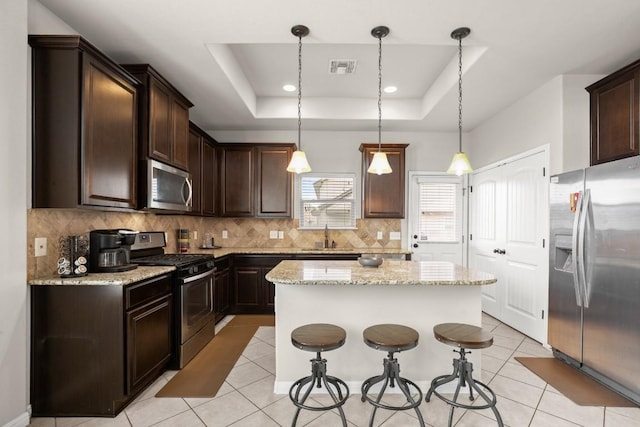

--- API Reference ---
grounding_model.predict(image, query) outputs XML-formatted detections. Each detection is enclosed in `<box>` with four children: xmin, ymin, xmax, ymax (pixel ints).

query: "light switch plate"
<box><xmin>390</xmin><ymin>232</ymin><xmax>401</xmax><ymax>240</ymax></box>
<box><xmin>269</xmin><ymin>230</ymin><xmax>278</xmax><ymax>239</ymax></box>
<box><xmin>278</xmin><ymin>231</ymin><xmax>284</xmax><ymax>239</ymax></box>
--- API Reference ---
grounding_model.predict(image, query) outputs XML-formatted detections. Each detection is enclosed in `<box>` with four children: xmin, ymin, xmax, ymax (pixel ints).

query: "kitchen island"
<box><xmin>266</xmin><ymin>260</ymin><xmax>496</xmax><ymax>394</ymax></box>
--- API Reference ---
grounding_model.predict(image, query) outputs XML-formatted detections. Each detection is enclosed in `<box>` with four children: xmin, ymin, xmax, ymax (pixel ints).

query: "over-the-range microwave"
<box><xmin>145</xmin><ymin>159</ymin><xmax>192</xmax><ymax>212</ymax></box>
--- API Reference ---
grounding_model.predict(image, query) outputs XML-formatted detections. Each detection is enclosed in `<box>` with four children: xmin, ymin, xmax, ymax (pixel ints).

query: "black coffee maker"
<box><xmin>89</xmin><ymin>229</ymin><xmax>139</xmax><ymax>273</ymax></box>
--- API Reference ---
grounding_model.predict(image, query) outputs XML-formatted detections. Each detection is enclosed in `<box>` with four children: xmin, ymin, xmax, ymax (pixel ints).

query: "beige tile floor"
<box><xmin>29</xmin><ymin>314</ymin><xmax>640</xmax><ymax>427</ymax></box>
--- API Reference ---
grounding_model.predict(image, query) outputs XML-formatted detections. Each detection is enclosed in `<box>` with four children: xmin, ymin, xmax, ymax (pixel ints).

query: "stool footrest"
<box><xmin>425</xmin><ymin>357</ymin><xmax>503</xmax><ymax>427</ymax></box>
<box><xmin>289</xmin><ymin>355</ymin><xmax>349</xmax><ymax>427</ymax></box>
<box><xmin>360</xmin><ymin>353</ymin><xmax>425</xmax><ymax>427</ymax></box>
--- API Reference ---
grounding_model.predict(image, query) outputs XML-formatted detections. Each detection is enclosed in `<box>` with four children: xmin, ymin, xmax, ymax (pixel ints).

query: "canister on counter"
<box><xmin>178</xmin><ymin>228</ymin><xmax>190</xmax><ymax>253</ymax></box>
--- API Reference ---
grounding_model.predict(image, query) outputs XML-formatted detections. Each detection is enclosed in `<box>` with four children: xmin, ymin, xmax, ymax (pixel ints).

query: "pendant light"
<box><xmin>368</xmin><ymin>26</ymin><xmax>393</xmax><ymax>175</ymax></box>
<box><xmin>287</xmin><ymin>25</ymin><xmax>312</xmax><ymax>173</ymax></box>
<box><xmin>447</xmin><ymin>27</ymin><xmax>473</xmax><ymax>176</ymax></box>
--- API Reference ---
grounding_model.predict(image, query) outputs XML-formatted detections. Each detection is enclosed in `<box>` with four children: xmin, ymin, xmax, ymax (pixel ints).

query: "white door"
<box><xmin>469</xmin><ymin>150</ymin><xmax>549</xmax><ymax>343</ymax></box>
<box><xmin>408</xmin><ymin>173</ymin><xmax>466</xmax><ymax>264</ymax></box>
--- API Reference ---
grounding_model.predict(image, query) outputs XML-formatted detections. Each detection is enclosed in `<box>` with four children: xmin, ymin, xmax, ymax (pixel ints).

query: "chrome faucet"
<box><xmin>324</xmin><ymin>225</ymin><xmax>329</xmax><ymax>249</ymax></box>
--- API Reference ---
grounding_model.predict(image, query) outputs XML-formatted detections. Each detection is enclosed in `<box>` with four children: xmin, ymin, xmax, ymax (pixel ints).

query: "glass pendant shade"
<box><xmin>368</xmin><ymin>152</ymin><xmax>392</xmax><ymax>175</ymax></box>
<box><xmin>287</xmin><ymin>150</ymin><xmax>311</xmax><ymax>173</ymax></box>
<box><xmin>447</xmin><ymin>152</ymin><xmax>473</xmax><ymax>176</ymax></box>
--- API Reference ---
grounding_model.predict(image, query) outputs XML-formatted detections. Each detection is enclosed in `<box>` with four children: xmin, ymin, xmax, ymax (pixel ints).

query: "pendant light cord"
<box><xmin>377</xmin><ymin>32</ymin><xmax>383</xmax><ymax>149</ymax></box>
<box><xmin>457</xmin><ymin>35</ymin><xmax>463</xmax><ymax>153</ymax></box>
<box><xmin>297</xmin><ymin>33</ymin><xmax>303</xmax><ymax>150</ymax></box>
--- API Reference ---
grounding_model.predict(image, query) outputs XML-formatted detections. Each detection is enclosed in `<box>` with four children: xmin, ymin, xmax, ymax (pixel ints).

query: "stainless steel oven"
<box><xmin>131</xmin><ymin>232</ymin><xmax>216</xmax><ymax>368</ymax></box>
<box><xmin>176</xmin><ymin>262</ymin><xmax>216</xmax><ymax>368</ymax></box>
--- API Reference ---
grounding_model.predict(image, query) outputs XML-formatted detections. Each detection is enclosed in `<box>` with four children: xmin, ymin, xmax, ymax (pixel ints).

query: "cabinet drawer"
<box><xmin>125</xmin><ymin>274</ymin><xmax>172</xmax><ymax>310</ymax></box>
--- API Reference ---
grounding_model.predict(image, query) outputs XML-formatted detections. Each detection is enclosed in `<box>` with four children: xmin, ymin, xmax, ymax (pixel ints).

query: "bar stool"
<box><xmin>425</xmin><ymin>323</ymin><xmax>504</xmax><ymax>427</ymax></box>
<box><xmin>361</xmin><ymin>324</ymin><xmax>425</xmax><ymax>427</ymax></box>
<box><xmin>289</xmin><ymin>323</ymin><xmax>349</xmax><ymax>427</ymax></box>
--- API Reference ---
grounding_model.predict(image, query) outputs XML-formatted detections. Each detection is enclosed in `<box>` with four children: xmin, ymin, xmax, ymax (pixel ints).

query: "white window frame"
<box><xmin>297</xmin><ymin>173</ymin><xmax>357</xmax><ymax>229</ymax></box>
<box><xmin>416</xmin><ymin>178</ymin><xmax>462</xmax><ymax>243</ymax></box>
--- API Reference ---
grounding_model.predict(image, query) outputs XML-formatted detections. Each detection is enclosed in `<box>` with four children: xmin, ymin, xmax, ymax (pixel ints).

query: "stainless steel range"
<box><xmin>131</xmin><ymin>232</ymin><xmax>216</xmax><ymax>368</ymax></box>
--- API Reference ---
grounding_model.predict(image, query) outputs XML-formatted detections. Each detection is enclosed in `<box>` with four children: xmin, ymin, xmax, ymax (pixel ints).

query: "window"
<box><xmin>418</xmin><ymin>182</ymin><xmax>459</xmax><ymax>242</ymax></box>
<box><xmin>299</xmin><ymin>174</ymin><xmax>356</xmax><ymax>229</ymax></box>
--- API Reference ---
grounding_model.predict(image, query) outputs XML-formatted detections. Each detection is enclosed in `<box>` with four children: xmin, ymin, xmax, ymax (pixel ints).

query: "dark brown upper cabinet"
<box><xmin>586</xmin><ymin>59</ymin><xmax>640</xmax><ymax>166</ymax></box>
<box><xmin>218</xmin><ymin>143</ymin><xmax>294</xmax><ymax>218</ymax></box>
<box><xmin>188</xmin><ymin>122</ymin><xmax>218</xmax><ymax>216</ymax></box>
<box><xmin>219</xmin><ymin>145</ymin><xmax>255</xmax><ymax>217</ymax></box>
<box><xmin>256</xmin><ymin>145</ymin><xmax>294</xmax><ymax>218</ymax></box>
<box><xmin>30</xmin><ymin>35</ymin><xmax>139</xmax><ymax>210</ymax></box>
<box><xmin>122</xmin><ymin>64</ymin><xmax>193</xmax><ymax>171</ymax></box>
<box><xmin>360</xmin><ymin>143</ymin><xmax>408</xmax><ymax>218</ymax></box>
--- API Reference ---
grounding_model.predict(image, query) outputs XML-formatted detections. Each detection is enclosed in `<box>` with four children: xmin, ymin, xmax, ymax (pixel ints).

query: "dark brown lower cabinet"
<box><xmin>231</xmin><ymin>255</ymin><xmax>293</xmax><ymax>314</ymax></box>
<box><xmin>31</xmin><ymin>274</ymin><xmax>173</xmax><ymax>417</ymax></box>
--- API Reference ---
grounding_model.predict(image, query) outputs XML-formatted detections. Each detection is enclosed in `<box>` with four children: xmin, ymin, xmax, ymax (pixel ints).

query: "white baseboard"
<box><xmin>2</xmin><ymin>408</ymin><xmax>30</xmax><ymax>427</ymax></box>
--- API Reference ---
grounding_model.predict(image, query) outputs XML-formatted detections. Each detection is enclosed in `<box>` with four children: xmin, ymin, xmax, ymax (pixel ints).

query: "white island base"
<box><xmin>273</xmin><ymin>280</ymin><xmax>483</xmax><ymax>395</ymax></box>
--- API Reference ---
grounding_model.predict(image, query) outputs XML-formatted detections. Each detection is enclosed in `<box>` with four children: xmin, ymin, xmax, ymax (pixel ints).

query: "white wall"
<box><xmin>468</xmin><ymin>74</ymin><xmax>603</xmax><ymax>175</ymax></box>
<box><xmin>0</xmin><ymin>0</ymin><xmax>29</xmax><ymax>425</ymax></box>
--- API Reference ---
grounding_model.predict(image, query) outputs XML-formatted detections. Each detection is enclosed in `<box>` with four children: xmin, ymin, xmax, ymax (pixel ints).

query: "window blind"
<box><xmin>299</xmin><ymin>174</ymin><xmax>356</xmax><ymax>228</ymax></box>
<box><xmin>418</xmin><ymin>182</ymin><xmax>458</xmax><ymax>242</ymax></box>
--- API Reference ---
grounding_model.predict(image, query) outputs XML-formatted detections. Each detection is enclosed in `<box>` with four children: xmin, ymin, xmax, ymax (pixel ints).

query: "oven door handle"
<box><xmin>180</xmin><ymin>268</ymin><xmax>215</xmax><ymax>284</ymax></box>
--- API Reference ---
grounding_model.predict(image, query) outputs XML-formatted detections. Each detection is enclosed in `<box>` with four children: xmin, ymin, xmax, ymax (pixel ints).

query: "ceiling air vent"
<box><xmin>329</xmin><ymin>59</ymin><xmax>357</xmax><ymax>74</ymax></box>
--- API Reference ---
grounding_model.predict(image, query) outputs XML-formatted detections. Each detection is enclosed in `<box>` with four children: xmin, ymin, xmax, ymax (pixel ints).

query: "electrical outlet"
<box><xmin>278</xmin><ymin>231</ymin><xmax>284</xmax><ymax>239</ymax></box>
<box><xmin>376</xmin><ymin>231</ymin><xmax>383</xmax><ymax>240</ymax></box>
<box><xmin>35</xmin><ymin>237</ymin><xmax>47</xmax><ymax>257</ymax></box>
<box><xmin>222</xmin><ymin>230</ymin><xmax>228</xmax><ymax>239</ymax></box>
<box><xmin>390</xmin><ymin>232</ymin><xmax>401</xmax><ymax>240</ymax></box>
<box><xmin>269</xmin><ymin>230</ymin><xmax>278</xmax><ymax>239</ymax></box>
<box><xmin>193</xmin><ymin>231</ymin><xmax>198</xmax><ymax>240</ymax></box>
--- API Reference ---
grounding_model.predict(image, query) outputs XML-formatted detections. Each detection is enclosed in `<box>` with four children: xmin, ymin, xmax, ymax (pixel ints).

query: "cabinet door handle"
<box><xmin>413</xmin><ymin>243</ymin><xmax>419</xmax><ymax>248</ymax></box>
<box><xmin>413</xmin><ymin>234</ymin><xmax>418</xmax><ymax>239</ymax></box>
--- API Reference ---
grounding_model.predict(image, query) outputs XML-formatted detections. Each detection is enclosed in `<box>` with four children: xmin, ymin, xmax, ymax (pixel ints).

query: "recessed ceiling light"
<box><xmin>384</xmin><ymin>86</ymin><xmax>397</xmax><ymax>94</ymax></box>
<box><xmin>283</xmin><ymin>84</ymin><xmax>296</xmax><ymax>92</ymax></box>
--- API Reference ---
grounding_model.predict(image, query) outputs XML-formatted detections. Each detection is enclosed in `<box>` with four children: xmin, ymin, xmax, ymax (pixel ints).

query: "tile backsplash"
<box><xmin>27</xmin><ymin>209</ymin><xmax>402</xmax><ymax>279</ymax></box>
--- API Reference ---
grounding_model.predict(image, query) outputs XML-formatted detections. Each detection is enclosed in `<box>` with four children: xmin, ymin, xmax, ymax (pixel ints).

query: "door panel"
<box><xmin>408</xmin><ymin>173</ymin><xmax>465</xmax><ymax>264</ymax></box>
<box><xmin>470</xmin><ymin>150</ymin><xmax>548</xmax><ymax>342</ymax></box>
<box><xmin>469</xmin><ymin>171</ymin><xmax>501</xmax><ymax>317</ymax></box>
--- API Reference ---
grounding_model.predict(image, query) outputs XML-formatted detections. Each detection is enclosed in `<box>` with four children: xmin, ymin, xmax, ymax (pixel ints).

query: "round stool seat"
<box><xmin>433</xmin><ymin>323</ymin><xmax>493</xmax><ymax>349</ymax></box>
<box><xmin>291</xmin><ymin>323</ymin><xmax>346</xmax><ymax>352</ymax></box>
<box><xmin>363</xmin><ymin>324</ymin><xmax>419</xmax><ymax>352</ymax></box>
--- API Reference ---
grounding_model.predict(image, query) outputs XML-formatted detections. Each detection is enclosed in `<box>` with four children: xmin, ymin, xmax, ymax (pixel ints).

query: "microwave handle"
<box><xmin>183</xmin><ymin>177</ymin><xmax>193</xmax><ymax>208</ymax></box>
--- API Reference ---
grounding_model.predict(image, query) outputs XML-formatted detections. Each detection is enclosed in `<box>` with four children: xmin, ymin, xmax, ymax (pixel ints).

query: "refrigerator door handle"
<box><xmin>578</xmin><ymin>189</ymin><xmax>591</xmax><ymax>308</ymax></box>
<box><xmin>571</xmin><ymin>190</ymin><xmax>584</xmax><ymax>307</ymax></box>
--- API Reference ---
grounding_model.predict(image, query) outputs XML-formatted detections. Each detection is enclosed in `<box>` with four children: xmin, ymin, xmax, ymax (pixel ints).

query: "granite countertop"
<box><xmin>28</xmin><ymin>266</ymin><xmax>176</xmax><ymax>286</ymax></box>
<box><xmin>193</xmin><ymin>247</ymin><xmax>412</xmax><ymax>258</ymax></box>
<box><xmin>265</xmin><ymin>260</ymin><xmax>496</xmax><ymax>286</ymax></box>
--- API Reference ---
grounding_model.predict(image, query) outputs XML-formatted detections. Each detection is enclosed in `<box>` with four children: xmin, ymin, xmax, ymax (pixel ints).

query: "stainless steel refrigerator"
<box><xmin>549</xmin><ymin>155</ymin><xmax>640</xmax><ymax>405</ymax></box>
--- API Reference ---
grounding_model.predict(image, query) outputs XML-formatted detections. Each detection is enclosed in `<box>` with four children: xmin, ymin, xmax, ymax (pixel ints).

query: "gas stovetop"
<box><xmin>132</xmin><ymin>253</ymin><xmax>213</xmax><ymax>268</ymax></box>
<box><xmin>129</xmin><ymin>231</ymin><xmax>214</xmax><ymax>268</ymax></box>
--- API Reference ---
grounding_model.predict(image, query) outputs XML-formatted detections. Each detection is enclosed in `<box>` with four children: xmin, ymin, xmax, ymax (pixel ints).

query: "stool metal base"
<box><xmin>425</xmin><ymin>348</ymin><xmax>503</xmax><ymax>427</ymax></box>
<box><xmin>289</xmin><ymin>352</ymin><xmax>349</xmax><ymax>427</ymax></box>
<box><xmin>361</xmin><ymin>352</ymin><xmax>425</xmax><ymax>427</ymax></box>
